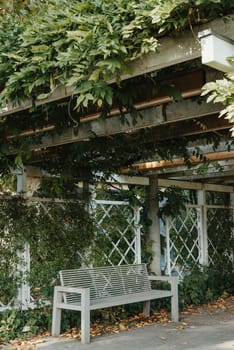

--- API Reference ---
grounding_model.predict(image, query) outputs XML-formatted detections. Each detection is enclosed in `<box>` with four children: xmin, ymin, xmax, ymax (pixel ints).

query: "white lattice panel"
<box><xmin>207</xmin><ymin>207</ymin><xmax>234</xmax><ymax>266</ymax></box>
<box><xmin>165</xmin><ymin>206</ymin><xmax>202</xmax><ymax>279</ymax></box>
<box><xmin>92</xmin><ymin>200</ymin><xmax>141</xmax><ymax>266</ymax></box>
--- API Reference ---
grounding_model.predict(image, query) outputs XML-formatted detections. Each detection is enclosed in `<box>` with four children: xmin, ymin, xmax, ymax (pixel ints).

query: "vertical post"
<box><xmin>143</xmin><ymin>301</ymin><xmax>150</xmax><ymax>317</ymax></box>
<box><xmin>170</xmin><ymin>277</ymin><xmax>179</xmax><ymax>322</ymax></box>
<box><xmin>197</xmin><ymin>188</ymin><xmax>208</xmax><ymax>266</ymax></box>
<box><xmin>134</xmin><ymin>206</ymin><xmax>141</xmax><ymax>264</ymax></box>
<box><xmin>16</xmin><ymin>243</ymin><xmax>31</xmax><ymax>310</ymax></box>
<box><xmin>81</xmin><ymin>288</ymin><xmax>90</xmax><ymax>344</ymax></box>
<box><xmin>51</xmin><ymin>287</ymin><xmax>62</xmax><ymax>336</ymax></box>
<box><xmin>16</xmin><ymin>168</ymin><xmax>31</xmax><ymax>309</ymax></box>
<box><xmin>146</xmin><ymin>175</ymin><xmax>161</xmax><ymax>275</ymax></box>
<box><xmin>230</xmin><ymin>192</ymin><xmax>234</xmax><ymax>267</ymax></box>
<box><xmin>165</xmin><ymin>217</ymin><xmax>172</xmax><ymax>276</ymax></box>
<box><xmin>17</xmin><ymin>168</ymin><xmax>27</xmax><ymax>194</ymax></box>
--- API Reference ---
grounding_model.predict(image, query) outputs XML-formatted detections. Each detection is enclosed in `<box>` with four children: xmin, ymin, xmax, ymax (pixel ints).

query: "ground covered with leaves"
<box><xmin>2</xmin><ymin>295</ymin><xmax>234</xmax><ymax>350</ymax></box>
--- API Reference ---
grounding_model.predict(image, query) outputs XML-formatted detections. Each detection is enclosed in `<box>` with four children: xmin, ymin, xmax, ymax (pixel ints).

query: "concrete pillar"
<box><xmin>146</xmin><ymin>175</ymin><xmax>161</xmax><ymax>275</ymax></box>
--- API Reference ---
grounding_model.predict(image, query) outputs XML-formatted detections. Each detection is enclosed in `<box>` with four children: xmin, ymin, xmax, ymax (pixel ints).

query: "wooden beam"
<box><xmin>27</xmin><ymin>99</ymin><xmax>223</xmax><ymax>151</ymax></box>
<box><xmin>158</xmin><ymin>178</ymin><xmax>233</xmax><ymax>192</ymax></box>
<box><xmin>158</xmin><ymin>179</ymin><xmax>202</xmax><ymax>190</ymax></box>
<box><xmin>204</xmin><ymin>183</ymin><xmax>234</xmax><ymax>193</ymax></box>
<box><xmin>93</xmin><ymin>173</ymin><xmax>225</xmax><ymax>192</ymax></box>
<box><xmin>23</xmin><ymin>166</ymin><xmax>233</xmax><ymax>192</ymax></box>
<box><xmin>136</xmin><ymin>151</ymin><xmax>234</xmax><ymax>171</ymax></box>
<box><xmin>1</xmin><ymin>16</ymin><xmax>233</xmax><ymax>118</ymax></box>
<box><xmin>107</xmin><ymin>175</ymin><xmax>149</xmax><ymax>186</ymax></box>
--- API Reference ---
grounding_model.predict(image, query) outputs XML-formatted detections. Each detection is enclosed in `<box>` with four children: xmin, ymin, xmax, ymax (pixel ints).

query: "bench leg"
<box><xmin>170</xmin><ymin>279</ymin><xmax>179</xmax><ymax>322</ymax></box>
<box><xmin>52</xmin><ymin>287</ymin><xmax>62</xmax><ymax>336</ymax></box>
<box><xmin>81</xmin><ymin>289</ymin><xmax>90</xmax><ymax>344</ymax></box>
<box><xmin>143</xmin><ymin>301</ymin><xmax>150</xmax><ymax>317</ymax></box>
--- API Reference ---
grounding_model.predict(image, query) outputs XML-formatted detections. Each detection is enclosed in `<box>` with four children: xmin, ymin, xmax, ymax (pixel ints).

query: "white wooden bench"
<box><xmin>51</xmin><ymin>263</ymin><xmax>179</xmax><ymax>344</ymax></box>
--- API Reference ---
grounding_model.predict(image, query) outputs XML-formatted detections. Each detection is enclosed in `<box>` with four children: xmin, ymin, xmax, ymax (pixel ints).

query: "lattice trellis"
<box><xmin>90</xmin><ymin>200</ymin><xmax>141</xmax><ymax>266</ymax></box>
<box><xmin>165</xmin><ymin>206</ymin><xmax>202</xmax><ymax>279</ymax></box>
<box><xmin>164</xmin><ymin>204</ymin><xmax>234</xmax><ymax>279</ymax></box>
<box><xmin>0</xmin><ymin>198</ymin><xmax>141</xmax><ymax>311</ymax></box>
<box><xmin>207</xmin><ymin>206</ymin><xmax>234</xmax><ymax>266</ymax></box>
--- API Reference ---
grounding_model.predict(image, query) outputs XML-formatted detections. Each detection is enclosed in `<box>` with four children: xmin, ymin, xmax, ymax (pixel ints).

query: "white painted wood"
<box><xmin>199</xmin><ymin>29</ymin><xmax>234</xmax><ymax>72</ymax></box>
<box><xmin>134</xmin><ymin>207</ymin><xmax>142</xmax><ymax>264</ymax></box>
<box><xmin>198</xmin><ymin>190</ymin><xmax>208</xmax><ymax>266</ymax></box>
<box><xmin>16</xmin><ymin>169</ymin><xmax>27</xmax><ymax>193</ymax></box>
<box><xmin>204</xmin><ymin>183</ymin><xmax>234</xmax><ymax>193</ymax></box>
<box><xmin>147</xmin><ymin>175</ymin><xmax>161</xmax><ymax>275</ymax></box>
<box><xmin>165</xmin><ymin>218</ymin><xmax>171</xmax><ymax>276</ymax></box>
<box><xmin>16</xmin><ymin>171</ymin><xmax>31</xmax><ymax>309</ymax></box>
<box><xmin>108</xmin><ymin>175</ymin><xmax>149</xmax><ymax>186</ymax></box>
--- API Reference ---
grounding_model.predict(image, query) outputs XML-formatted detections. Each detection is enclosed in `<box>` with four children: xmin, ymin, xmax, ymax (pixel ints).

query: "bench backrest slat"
<box><xmin>59</xmin><ymin>264</ymin><xmax>151</xmax><ymax>305</ymax></box>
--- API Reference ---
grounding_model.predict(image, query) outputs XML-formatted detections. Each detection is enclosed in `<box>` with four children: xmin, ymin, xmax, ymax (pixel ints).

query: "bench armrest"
<box><xmin>148</xmin><ymin>275</ymin><xmax>179</xmax><ymax>295</ymax></box>
<box><xmin>53</xmin><ymin>286</ymin><xmax>90</xmax><ymax>309</ymax></box>
<box><xmin>54</xmin><ymin>286</ymin><xmax>90</xmax><ymax>295</ymax></box>
<box><xmin>148</xmin><ymin>275</ymin><xmax>179</xmax><ymax>284</ymax></box>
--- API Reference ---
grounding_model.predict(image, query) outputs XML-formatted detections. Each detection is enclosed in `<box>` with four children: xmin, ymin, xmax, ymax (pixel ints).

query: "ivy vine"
<box><xmin>0</xmin><ymin>195</ymin><xmax>94</xmax><ymax>303</ymax></box>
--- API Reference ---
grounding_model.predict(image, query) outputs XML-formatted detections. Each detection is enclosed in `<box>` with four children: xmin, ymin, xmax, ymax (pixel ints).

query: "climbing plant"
<box><xmin>0</xmin><ymin>0</ymin><xmax>233</xmax><ymax>178</ymax></box>
<box><xmin>202</xmin><ymin>60</ymin><xmax>234</xmax><ymax>135</ymax></box>
<box><xmin>0</xmin><ymin>194</ymin><xmax>94</xmax><ymax>304</ymax></box>
<box><xmin>0</xmin><ymin>0</ymin><xmax>233</xmax><ymax>109</ymax></box>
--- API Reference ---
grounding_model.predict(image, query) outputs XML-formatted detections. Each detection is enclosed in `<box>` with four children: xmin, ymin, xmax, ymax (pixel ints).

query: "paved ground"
<box><xmin>2</xmin><ymin>298</ymin><xmax>234</xmax><ymax>350</ymax></box>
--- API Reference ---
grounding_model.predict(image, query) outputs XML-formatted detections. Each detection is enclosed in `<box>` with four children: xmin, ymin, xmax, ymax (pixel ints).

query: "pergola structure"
<box><xmin>1</xmin><ymin>16</ymin><xmax>234</xmax><ymax>277</ymax></box>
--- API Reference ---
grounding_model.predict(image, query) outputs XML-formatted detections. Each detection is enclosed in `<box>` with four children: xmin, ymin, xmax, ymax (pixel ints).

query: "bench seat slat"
<box><xmin>89</xmin><ymin>290</ymin><xmax>172</xmax><ymax>310</ymax></box>
<box><xmin>55</xmin><ymin>290</ymin><xmax>172</xmax><ymax>311</ymax></box>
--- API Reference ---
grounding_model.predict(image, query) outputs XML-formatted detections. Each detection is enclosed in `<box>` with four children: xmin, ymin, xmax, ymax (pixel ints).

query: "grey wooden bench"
<box><xmin>51</xmin><ymin>263</ymin><xmax>179</xmax><ymax>344</ymax></box>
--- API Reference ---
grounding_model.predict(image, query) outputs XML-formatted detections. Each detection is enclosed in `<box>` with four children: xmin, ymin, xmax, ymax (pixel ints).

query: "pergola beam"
<box><xmin>1</xmin><ymin>16</ymin><xmax>233</xmax><ymax>118</ymax></box>
<box><xmin>136</xmin><ymin>150</ymin><xmax>234</xmax><ymax>171</ymax></box>
<box><xmin>29</xmin><ymin>99</ymin><xmax>223</xmax><ymax>151</ymax></box>
<box><xmin>108</xmin><ymin>175</ymin><xmax>234</xmax><ymax>192</ymax></box>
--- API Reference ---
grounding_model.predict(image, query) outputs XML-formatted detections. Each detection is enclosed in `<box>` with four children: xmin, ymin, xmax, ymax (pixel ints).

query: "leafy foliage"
<box><xmin>0</xmin><ymin>0</ymin><xmax>233</xmax><ymax>111</ymax></box>
<box><xmin>0</xmin><ymin>307</ymin><xmax>50</xmax><ymax>343</ymax></box>
<box><xmin>180</xmin><ymin>265</ymin><xmax>234</xmax><ymax>306</ymax></box>
<box><xmin>0</xmin><ymin>0</ymin><xmax>233</xmax><ymax>177</ymax></box>
<box><xmin>158</xmin><ymin>187</ymin><xmax>189</xmax><ymax>219</ymax></box>
<box><xmin>202</xmin><ymin>69</ymin><xmax>234</xmax><ymax>135</ymax></box>
<box><xmin>0</xmin><ymin>195</ymin><xmax>94</xmax><ymax>304</ymax></box>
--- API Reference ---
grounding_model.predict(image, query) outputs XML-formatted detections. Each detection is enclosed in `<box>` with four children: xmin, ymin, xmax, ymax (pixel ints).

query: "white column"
<box><xmin>16</xmin><ymin>244</ymin><xmax>31</xmax><ymax>310</ymax></box>
<box><xmin>146</xmin><ymin>175</ymin><xmax>161</xmax><ymax>274</ymax></box>
<box><xmin>16</xmin><ymin>167</ymin><xmax>27</xmax><ymax>193</ymax></box>
<box><xmin>134</xmin><ymin>207</ymin><xmax>141</xmax><ymax>264</ymax></box>
<box><xmin>16</xmin><ymin>168</ymin><xmax>31</xmax><ymax>309</ymax></box>
<box><xmin>165</xmin><ymin>217</ymin><xmax>171</xmax><ymax>276</ymax></box>
<box><xmin>230</xmin><ymin>192</ymin><xmax>234</xmax><ymax>267</ymax></box>
<box><xmin>197</xmin><ymin>189</ymin><xmax>208</xmax><ymax>266</ymax></box>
